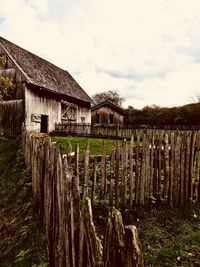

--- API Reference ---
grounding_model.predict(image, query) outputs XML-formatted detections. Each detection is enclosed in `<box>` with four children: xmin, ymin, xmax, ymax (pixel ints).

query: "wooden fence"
<box><xmin>0</xmin><ymin>99</ymin><xmax>24</xmax><ymax>137</ymax></box>
<box><xmin>55</xmin><ymin>122</ymin><xmax>92</xmax><ymax>135</ymax></box>
<box><xmin>22</xmin><ymin>131</ymin><xmax>144</xmax><ymax>267</ymax></box>
<box><xmin>60</xmin><ymin>130</ymin><xmax>200</xmax><ymax>208</ymax></box>
<box><xmin>55</xmin><ymin>122</ymin><xmax>200</xmax><ymax>139</ymax></box>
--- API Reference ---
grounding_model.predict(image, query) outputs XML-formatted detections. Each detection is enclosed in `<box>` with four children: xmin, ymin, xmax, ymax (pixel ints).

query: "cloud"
<box><xmin>1</xmin><ymin>0</ymin><xmax>200</xmax><ymax>108</ymax></box>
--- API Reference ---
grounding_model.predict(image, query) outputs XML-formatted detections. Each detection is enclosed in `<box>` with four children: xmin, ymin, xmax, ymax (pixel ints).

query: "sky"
<box><xmin>1</xmin><ymin>0</ymin><xmax>200</xmax><ymax>109</ymax></box>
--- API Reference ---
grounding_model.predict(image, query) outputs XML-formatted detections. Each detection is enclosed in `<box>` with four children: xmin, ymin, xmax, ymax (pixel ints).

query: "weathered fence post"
<box><xmin>92</xmin><ymin>158</ymin><xmax>97</xmax><ymax>205</ymax></box>
<box><xmin>83</xmin><ymin>198</ymin><xmax>103</xmax><ymax>267</ymax></box>
<box><xmin>115</xmin><ymin>142</ymin><xmax>120</xmax><ymax>208</ymax></box>
<box><xmin>163</xmin><ymin>133</ymin><xmax>169</xmax><ymax>200</ymax></box>
<box><xmin>103</xmin><ymin>208</ymin><xmax>144</xmax><ymax>267</ymax></box>
<box><xmin>129</xmin><ymin>135</ymin><xmax>134</xmax><ymax>208</ymax></box>
<box><xmin>100</xmin><ymin>141</ymin><xmax>106</xmax><ymax>202</ymax></box>
<box><xmin>124</xmin><ymin>226</ymin><xmax>144</xmax><ymax>267</ymax></box>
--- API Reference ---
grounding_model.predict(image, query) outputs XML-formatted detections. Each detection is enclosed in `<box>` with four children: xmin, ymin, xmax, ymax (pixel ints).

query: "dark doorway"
<box><xmin>40</xmin><ymin>115</ymin><xmax>48</xmax><ymax>133</ymax></box>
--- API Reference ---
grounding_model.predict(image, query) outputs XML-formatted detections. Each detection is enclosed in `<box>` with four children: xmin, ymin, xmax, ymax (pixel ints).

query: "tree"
<box><xmin>92</xmin><ymin>90</ymin><xmax>124</xmax><ymax>107</ymax></box>
<box><xmin>0</xmin><ymin>77</ymin><xmax>16</xmax><ymax>101</ymax></box>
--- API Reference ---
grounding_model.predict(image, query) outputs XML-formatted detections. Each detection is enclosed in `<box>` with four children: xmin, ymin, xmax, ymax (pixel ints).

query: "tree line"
<box><xmin>92</xmin><ymin>90</ymin><xmax>200</xmax><ymax>126</ymax></box>
<box><xmin>124</xmin><ymin>103</ymin><xmax>200</xmax><ymax>126</ymax></box>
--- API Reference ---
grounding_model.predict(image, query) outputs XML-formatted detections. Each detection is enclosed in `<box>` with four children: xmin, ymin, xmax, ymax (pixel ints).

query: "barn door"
<box><xmin>61</xmin><ymin>101</ymin><xmax>77</xmax><ymax>122</ymax></box>
<box><xmin>40</xmin><ymin>115</ymin><xmax>48</xmax><ymax>133</ymax></box>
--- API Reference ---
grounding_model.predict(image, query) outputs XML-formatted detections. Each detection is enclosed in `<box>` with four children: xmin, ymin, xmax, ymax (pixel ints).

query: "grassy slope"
<box><xmin>0</xmin><ymin>138</ymin><xmax>47</xmax><ymax>267</ymax></box>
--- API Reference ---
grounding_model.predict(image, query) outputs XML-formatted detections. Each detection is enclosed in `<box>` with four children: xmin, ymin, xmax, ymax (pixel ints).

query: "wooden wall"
<box><xmin>0</xmin><ymin>99</ymin><xmax>24</xmax><ymax>137</ymax></box>
<box><xmin>92</xmin><ymin>106</ymin><xmax>124</xmax><ymax>125</ymax></box>
<box><xmin>0</xmin><ymin>47</ymin><xmax>91</xmax><ymax>133</ymax></box>
<box><xmin>25</xmin><ymin>86</ymin><xmax>61</xmax><ymax>132</ymax></box>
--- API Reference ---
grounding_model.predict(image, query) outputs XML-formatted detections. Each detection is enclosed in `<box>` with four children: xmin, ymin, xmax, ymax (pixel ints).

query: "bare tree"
<box><xmin>92</xmin><ymin>90</ymin><xmax>124</xmax><ymax>107</ymax></box>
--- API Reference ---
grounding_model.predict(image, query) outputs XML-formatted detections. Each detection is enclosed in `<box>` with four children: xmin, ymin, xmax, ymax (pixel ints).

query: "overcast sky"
<box><xmin>1</xmin><ymin>0</ymin><xmax>200</xmax><ymax>108</ymax></box>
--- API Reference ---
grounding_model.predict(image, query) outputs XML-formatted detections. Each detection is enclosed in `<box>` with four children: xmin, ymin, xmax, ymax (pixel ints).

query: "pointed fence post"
<box><xmin>163</xmin><ymin>133</ymin><xmax>170</xmax><ymax>200</ymax></box>
<box><xmin>129</xmin><ymin>135</ymin><xmax>134</xmax><ymax>208</ymax></box>
<box><xmin>100</xmin><ymin>141</ymin><xmax>106</xmax><ymax>203</ymax></box>
<box><xmin>115</xmin><ymin>142</ymin><xmax>120</xmax><ymax>208</ymax></box>
<box><xmin>91</xmin><ymin>158</ymin><xmax>97</xmax><ymax>205</ymax></box>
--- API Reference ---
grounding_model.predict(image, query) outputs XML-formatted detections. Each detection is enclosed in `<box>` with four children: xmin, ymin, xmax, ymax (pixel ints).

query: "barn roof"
<box><xmin>0</xmin><ymin>36</ymin><xmax>92</xmax><ymax>104</ymax></box>
<box><xmin>91</xmin><ymin>100</ymin><xmax>127</xmax><ymax>115</ymax></box>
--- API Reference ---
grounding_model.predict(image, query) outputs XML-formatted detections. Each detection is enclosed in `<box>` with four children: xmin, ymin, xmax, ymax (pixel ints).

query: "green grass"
<box><xmin>0</xmin><ymin>138</ymin><xmax>47</xmax><ymax>267</ymax></box>
<box><xmin>135</xmin><ymin>206</ymin><xmax>200</xmax><ymax>267</ymax></box>
<box><xmin>94</xmin><ymin>204</ymin><xmax>200</xmax><ymax>266</ymax></box>
<box><xmin>52</xmin><ymin>135</ymin><xmax>124</xmax><ymax>155</ymax></box>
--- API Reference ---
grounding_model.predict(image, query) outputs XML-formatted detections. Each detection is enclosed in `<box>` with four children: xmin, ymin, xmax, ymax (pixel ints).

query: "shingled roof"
<box><xmin>91</xmin><ymin>100</ymin><xmax>127</xmax><ymax>115</ymax></box>
<box><xmin>0</xmin><ymin>36</ymin><xmax>92</xmax><ymax>103</ymax></box>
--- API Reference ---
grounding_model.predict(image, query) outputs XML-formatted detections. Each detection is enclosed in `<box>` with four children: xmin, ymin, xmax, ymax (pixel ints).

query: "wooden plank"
<box><xmin>109</xmin><ymin>179</ymin><xmax>114</xmax><ymax>207</ymax></box>
<box><xmin>145</xmin><ymin>136</ymin><xmax>150</xmax><ymax>201</ymax></box>
<box><xmin>91</xmin><ymin>158</ymin><xmax>97</xmax><ymax>205</ymax></box>
<box><xmin>185</xmin><ymin>132</ymin><xmax>191</xmax><ymax>203</ymax></box>
<box><xmin>100</xmin><ymin>141</ymin><xmax>106</xmax><ymax>202</ymax></box>
<box><xmin>103</xmin><ymin>209</ymin><xmax>125</xmax><ymax>267</ymax></box>
<box><xmin>124</xmin><ymin>226</ymin><xmax>144</xmax><ymax>267</ymax></box>
<box><xmin>157</xmin><ymin>138</ymin><xmax>162</xmax><ymax>201</ymax></box>
<box><xmin>180</xmin><ymin>133</ymin><xmax>185</xmax><ymax>206</ymax></box>
<box><xmin>115</xmin><ymin>142</ymin><xmax>120</xmax><ymax>208</ymax></box>
<box><xmin>149</xmin><ymin>136</ymin><xmax>154</xmax><ymax>200</ymax></box>
<box><xmin>82</xmin><ymin>142</ymin><xmax>90</xmax><ymax>203</ymax></box>
<box><xmin>163</xmin><ymin>133</ymin><xmax>170</xmax><ymax>199</ymax></box>
<box><xmin>189</xmin><ymin>131</ymin><xmax>197</xmax><ymax>202</ymax></box>
<box><xmin>109</xmin><ymin>147</ymin><xmax>115</xmax><ymax>207</ymax></box>
<box><xmin>129</xmin><ymin>135</ymin><xmax>134</xmax><ymax>208</ymax></box>
<box><xmin>83</xmin><ymin>198</ymin><xmax>102</xmax><ymax>267</ymax></box>
<box><xmin>135</xmin><ymin>132</ymin><xmax>140</xmax><ymax>205</ymax></box>
<box><xmin>169</xmin><ymin>132</ymin><xmax>175</xmax><ymax>206</ymax></box>
<box><xmin>67</xmin><ymin>141</ymin><xmax>72</xmax><ymax>165</ymax></box>
<box><xmin>153</xmin><ymin>138</ymin><xmax>158</xmax><ymax>199</ymax></box>
<box><xmin>121</xmin><ymin>139</ymin><xmax>128</xmax><ymax>207</ymax></box>
<box><xmin>73</xmin><ymin>144</ymin><xmax>81</xmax><ymax>266</ymax></box>
<box><xmin>140</xmin><ymin>132</ymin><xmax>146</xmax><ymax>205</ymax></box>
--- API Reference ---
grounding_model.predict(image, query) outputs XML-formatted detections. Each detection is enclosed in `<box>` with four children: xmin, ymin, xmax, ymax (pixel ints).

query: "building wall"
<box><xmin>25</xmin><ymin>86</ymin><xmax>61</xmax><ymax>132</ymax></box>
<box><xmin>92</xmin><ymin>106</ymin><xmax>124</xmax><ymax>125</ymax></box>
<box><xmin>25</xmin><ymin>86</ymin><xmax>91</xmax><ymax>132</ymax></box>
<box><xmin>1</xmin><ymin>48</ymin><xmax>91</xmax><ymax>132</ymax></box>
<box><xmin>77</xmin><ymin>106</ymin><xmax>91</xmax><ymax>123</ymax></box>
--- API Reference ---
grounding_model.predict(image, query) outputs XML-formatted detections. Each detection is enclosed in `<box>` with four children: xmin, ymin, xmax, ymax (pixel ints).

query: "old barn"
<box><xmin>91</xmin><ymin>100</ymin><xmax>127</xmax><ymax>126</ymax></box>
<box><xmin>0</xmin><ymin>36</ymin><xmax>92</xmax><ymax>135</ymax></box>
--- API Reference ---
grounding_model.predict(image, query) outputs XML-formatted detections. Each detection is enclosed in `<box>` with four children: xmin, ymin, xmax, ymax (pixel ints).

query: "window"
<box><xmin>81</xmin><ymin>116</ymin><xmax>85</xmax><ymax>123</ymax></box>
<box><xmin>96</xmin><ymin>113</ymin><xmax>100</xmax><ymax>123</ymax></box>
<box><xmin>109</xmin><ymin>114</ymin><xmax>114</xmax><ymax>124</ymax></box>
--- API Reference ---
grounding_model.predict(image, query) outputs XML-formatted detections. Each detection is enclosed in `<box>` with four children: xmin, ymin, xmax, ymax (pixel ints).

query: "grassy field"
<box><xmin>0</xmin><ymin>138</ymin><xmax>47</xmax><ymax>267</ymax></box>
<box><xmin>52</xmin><ymin>135</ymin><xmax>124</xmax><ymax>155</ymax></box>
<box><xmin>122</xmin><ymin>206</ymin><xmax>200</xmax><ymax>267</ymax></box>
<box><xmin>93</xmin><ymin>204</ymin><xmax>200</xmax><ymax>267</ymax></box>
